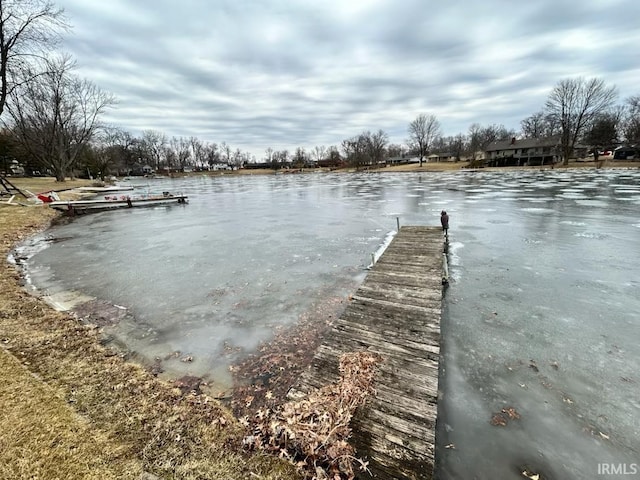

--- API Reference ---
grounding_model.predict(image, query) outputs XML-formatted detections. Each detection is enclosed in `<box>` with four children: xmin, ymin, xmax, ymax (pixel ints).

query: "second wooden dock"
<box><xmin>291</xmin><ymin>225</ymin><xmax>444</xmax><ymax>479</ymax></box>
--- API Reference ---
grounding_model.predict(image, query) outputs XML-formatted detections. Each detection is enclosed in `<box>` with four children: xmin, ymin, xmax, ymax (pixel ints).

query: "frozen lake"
<box><xmin>24</xmin><ymin>169</ymin><xmax>640</xmax><ymax>479</ymax></box>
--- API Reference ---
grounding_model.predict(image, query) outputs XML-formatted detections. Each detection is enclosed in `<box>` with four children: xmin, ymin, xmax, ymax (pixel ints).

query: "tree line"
<box><xmin>1</xmin><ymin>1</ymin><xmax>639</xmax><ymax>181</ymax></box>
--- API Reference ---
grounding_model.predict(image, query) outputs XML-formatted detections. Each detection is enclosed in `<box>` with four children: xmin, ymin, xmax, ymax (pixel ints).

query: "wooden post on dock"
<box><xmin>291</xmin><ymin>226</ymin><xmax>444</xmax><ymax>479</ymax></box>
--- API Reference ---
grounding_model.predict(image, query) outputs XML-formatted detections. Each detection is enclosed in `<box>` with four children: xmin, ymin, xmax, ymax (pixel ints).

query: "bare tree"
<box><xmin>520</xmin><ymin>111</ymin><xmax>561</xmax><ymax>138</ymax></box>
<box><xmin>467</xmin><ymin>122</ymin><xmax>514</xmax><ymax>159</ymax></box>
<box><xmin>440</xmin><ymin>134</ymin><xmax>466</xmax><ymax>161</ymax></box>
<box><xmin>141</xmin><ymin>130</ymin><xmax>167</xmax><ymax>170</ymax></box>
<box><xmin>341</xmin><ymin>134</ymin><xmax>368</xmax><ymax>168</ymax></box>
<box><xmin>7</xmin><ymin>55</ymin><xmax>115</xmax><ymax>181</ymax></box>
<box><xmin>451</xmin><ymin>134</ymin><xmax>466</xmax><ymax>161</ymax></box>
<box><xmin>271</xmin><ymin>149</ymin><xmax>289</xmax><ymax>169</ymax></box>
<box><xmin>231</xmin><ymin>147</ymin><xmax>243</xmax><ymax>168</ymax></box>
<box><xmin>189</xmin><ymin>136</ymin><xmax>205</xmax><ymax>168</ymax></box>
<box><xmin>386</xmin><ymin>143</ymin><xmax>404</xmax><ymax>158</ymax></box>
<box><xmin>169</xmin><ymin>136</ymin><xmax>191</xmax><ymax>170</ymax></box>
<box><xmin>163</xmin><ymin>144</ymin><xmax>176</xmax><ymax>169</ymax></box>
<box><xmin>264</xmin><ymin>147</ymin><xmax>274</xmax><ymax>163</ymax></box>
<box><xmin>205</xmin><ymin>142</ymin><xmax>220</xmax><ymax>167</ymax></box>
<box><xmin>0</xmin><ymin>0</ymin><xmax>68</xmax><ymax>117</ymax></box>
<box><xmin>312</xmin><ymin>145</ymin><xmax>326</xmax><ymax>163</ymax></box>
<box><xmin>467</xmin><ymin>123</ymin><xmax>483</xmax><ymax>159</ymax></box>
<box><xmin>545</xmin><ymin>77</ymin><xmax>617</xmax><ymax>165</ymax></box>
<box><xmin>91</xmin><ymin>126</ymin><xmax>131</xmax><ymax>177</ymax></box>
<box><xmin>408</xmin><ymin>113</ymin><xmax>441</xmax><ymax>166</ymax></box>
<box><xmin>220</xmin><ymin>141</ymin><xmax>231</xmax><ymax>164</ymax></box>
<box><xmin>366</xmin><ymin>129</ymin><xmax>388</xmax><ymax>167</ymax></box>
<box><xmin>293</xmin><ymin>146</ymin><xmax>306</xmax><ymax>167</ymax></box>
<box><xmin>326</xmin><ymin>145</ymin><xmax>341</xmax><ymax>165</ymax></box>
<box><xmin>482</xmin><ymin>124</ymin><xmax>514</xmax><ymax>145</ymax></box>
<box><xmin>520</xmin><ymin>112</ymin><xmax>544</xmax><ymax>138</ymax></box>
<box><xmin>110</xmin><ymin>128</ymin><xmax>137</xmax><ymax>173</ymax></box>
<box><xmin>622</xmin><ymin>95</ymin><xmax>640</xmax><ymax>145</ymax></box>
<box><xmin>279</xmin><ymin>149</ymin><xmax>289</xmax><ymax>165</ymax></box>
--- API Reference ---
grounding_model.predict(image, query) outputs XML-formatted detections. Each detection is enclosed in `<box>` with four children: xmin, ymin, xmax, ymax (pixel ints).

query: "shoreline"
<box><xmin>138</xmin><ymin>158</ymin><xmax>639</xmax><ymax>178</ymax></box>
<box><xmin>15</xmin><ymin>219</ymin><xmax>354</xmax><ymax>403</ymax></box>
<box><xmin>0</xmin><ymin>179</ymin><xmax>299</xmax><ymax>479</ymax></box>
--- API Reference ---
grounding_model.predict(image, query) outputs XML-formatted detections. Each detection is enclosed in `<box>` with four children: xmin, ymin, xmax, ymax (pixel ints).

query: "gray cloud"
<box><xmin>58</xmin><ymin>0</ymin><xmax>640</xmax><ymax>158</ymax></box>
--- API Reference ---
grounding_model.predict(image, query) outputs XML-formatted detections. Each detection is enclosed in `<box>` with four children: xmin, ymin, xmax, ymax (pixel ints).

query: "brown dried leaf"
<box><xmin>490</xmin><ymin>414</ymin><xmax>508</xmax><ymax>426</ymax></box>
<box><xmin>501</xmin><ymin>407</ymin><xmax>520</xmax><ymax>420</ymax></box>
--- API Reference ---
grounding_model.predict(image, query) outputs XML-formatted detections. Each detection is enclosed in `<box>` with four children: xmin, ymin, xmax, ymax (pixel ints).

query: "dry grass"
<box><xmin>384</xmin><ymin>159</ymin><xmax>640</xmax><ymax>172</ymax></box>
<box><xmin>383</xmin><ymin>161</ymin><xmax>469</xmax><ymax>172</ymax></box>
<box><xmin>1</xmin><ymin>177</ymin><xmax>299</xmax><ymax>480</ymax></box>
<box><xmin>0</xmin><ymin>348</ymin><xmax>143</xmax><ymax>480</ymax></box>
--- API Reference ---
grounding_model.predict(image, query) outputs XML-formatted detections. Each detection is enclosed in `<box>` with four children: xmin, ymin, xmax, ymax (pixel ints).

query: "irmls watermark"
<box><xmin>597</xmin><ymin>463</ymin><xmax>639</xmax><ymax>476</ymax></box>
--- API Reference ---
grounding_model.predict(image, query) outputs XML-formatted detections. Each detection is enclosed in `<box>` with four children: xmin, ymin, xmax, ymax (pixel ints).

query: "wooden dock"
<box><xmin>48</xmin><ymin>194</ymin><xmax>188</xmax><ymax>214</ymax></box>
<box><xmin>291</xmin><ymin>226</ymin><xmax>444</xmax><ymax>479</ymax></box>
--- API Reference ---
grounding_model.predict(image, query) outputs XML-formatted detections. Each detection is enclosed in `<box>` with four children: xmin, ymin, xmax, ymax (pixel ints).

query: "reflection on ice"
<box><xmin>559</xmin><ymin>220</ymin><xmax>587</xmax><ymax>226</ymax></box>
<box><xmin>574</xmin><ymin>232</ymin><xmax>610</xmax><ymax>239</ymax></box>
<box><xmin>575</xmin><ymin>199</ymin><xmax>610</xmax><ymax>207</ymax></box>
<box><xmin>520</xmin><ymin>207</ymin><xmax>555</xmax><ymax>213</ymax></box>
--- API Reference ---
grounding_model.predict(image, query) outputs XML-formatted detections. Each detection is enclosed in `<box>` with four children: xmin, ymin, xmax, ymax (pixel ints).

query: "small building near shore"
<box><xmin>385</xmin><ymin>156</ymin><xmax>420</xmax><ymax>166</ymax></box>
<box><xmin>427</xmin><ymin>152</ymin><xmax>456</xmax><ymax>162</ymax></box>
<box><xmin>485</xmin><ymin>136</ymin><xmax>565</xmax><ymax>166</ymax></box>
<box><xmin>9</xmin><ymin>159</ymin><xmax>24</xmax><ymax>176</ymax></box>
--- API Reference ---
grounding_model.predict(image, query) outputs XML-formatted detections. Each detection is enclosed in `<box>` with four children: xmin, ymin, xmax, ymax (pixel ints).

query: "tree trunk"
<box><xmin>562</xmin><ymin>146</ymin><xmax>571</xmax><ymax>166</ymax></box>
<box><xmin>53</xmin><ymin>164</ymin><xmax>66</xmax><ymax>182</ymax></box>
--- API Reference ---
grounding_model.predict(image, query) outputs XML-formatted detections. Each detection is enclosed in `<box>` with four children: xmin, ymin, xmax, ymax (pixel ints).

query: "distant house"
<box><xmin>484</xmin><ymin>136</ymin><xmax>564</xmax><ymax>167</ymax></box>
<box><xmin>318</xmin><ymin>158</ymin><xmax>344</xmax><ymax>168</ymax></box>
<box><xmin>212</xmin><ymin>163</ymin><xmax>234</xmax><ymax>171</ymax></box>
<box><xmin>427</xmin><ymin>153</ymin><xmax>456</xmax><ymax>162</ymax></box>
<box><xmin>126</xmin><ymin>163</ymin><xmax>154</xmax><ymax>176</ymax></box>
<box><xmin>241</xmin><ymin>162</ymin><xmax>268</xmax><ymax>170</ymax></box>
<box><xmin>9</xmin><ymin>159</ymin><xmax>24</xmax><ymax>176</ymax></box>
<box><xmin>386</xmin><ymin>156</ymin><xmax>409</xmax><ymax>166</ymax></box>
<box><xmin>485</xmin><ymin>136</ymin><xmax>592</xmax><ymax>166</ymax></box>
<box><xmin>613</xmin><ymin>146</ymin><xmax>637</xmax><ymax>160</ymax></box>
<box><xmin>386</xmin><ymin>156</ymin><xmax>420</xmax><ymax>166</ymax></box>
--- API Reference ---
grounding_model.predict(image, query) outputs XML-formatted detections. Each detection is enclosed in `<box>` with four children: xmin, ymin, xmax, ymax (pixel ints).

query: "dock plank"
<box><xmin>291</xmin><ymin>226</ymin><xmax>444</xmax><ymax>479</ymax></box>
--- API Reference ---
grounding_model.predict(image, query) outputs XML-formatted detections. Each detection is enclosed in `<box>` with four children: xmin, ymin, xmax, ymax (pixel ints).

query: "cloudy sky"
<box><xmin>58</xmin><ymin>0</ymin><xmax>640</xmax><ymax>159</ymax></box>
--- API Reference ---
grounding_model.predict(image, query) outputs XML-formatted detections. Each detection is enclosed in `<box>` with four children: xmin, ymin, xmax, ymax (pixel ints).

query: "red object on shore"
<box><xmin>37</xmin><ymin>193</ymin><xmax>54</xmax><ymax>203</ymax></box>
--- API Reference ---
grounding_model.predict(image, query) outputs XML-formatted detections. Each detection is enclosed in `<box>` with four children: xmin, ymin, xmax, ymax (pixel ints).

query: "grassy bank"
<box><xmin>0</xmin><ymin>178</ymin><xmax>298</xmax><ymax>480</ymax></box>
<box><xmin>207</xmin><ymin>158</ymin><xmax>638</xmax><ymax>175</ymax></box>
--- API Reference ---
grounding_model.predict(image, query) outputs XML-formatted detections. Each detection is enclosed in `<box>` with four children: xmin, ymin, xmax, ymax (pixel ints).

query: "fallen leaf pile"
<box><xmin>490</xmin><ymin>406</ymin><xmax>521</xmax><ymax>426</ymax></box>
<box><xmin>243</xmin><ymin>351</ymin><xmax>382</xmax><ymax>479</ymax></box>
<box><xmin>230</xmin><ymin>295</ymin><xmax>346</xmax><ymax>416</ymax></box>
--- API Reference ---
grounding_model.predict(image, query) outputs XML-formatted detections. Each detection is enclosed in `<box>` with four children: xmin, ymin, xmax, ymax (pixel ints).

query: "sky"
<box><xmin>58</xmin><ymin>0</ymin><xmax>640</xmax><ymax>160</ymax></box>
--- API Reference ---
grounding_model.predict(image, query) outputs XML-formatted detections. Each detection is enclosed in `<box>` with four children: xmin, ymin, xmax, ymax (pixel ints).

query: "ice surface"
<box><xmin>23</xmin><ymin>169</ymin><xmax>640</xmax><ymax>478</ymax></box>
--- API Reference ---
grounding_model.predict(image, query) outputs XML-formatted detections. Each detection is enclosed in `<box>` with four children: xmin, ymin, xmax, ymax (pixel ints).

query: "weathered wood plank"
<box><xmin>291</xmin><ymin>226</ymin><xmax>444</xmax><ymax>480</ymax></box>
<box><xmin>363</xmin><ymin>270</ymin><xmax>441</xmax><ymax>288</ymax></box>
